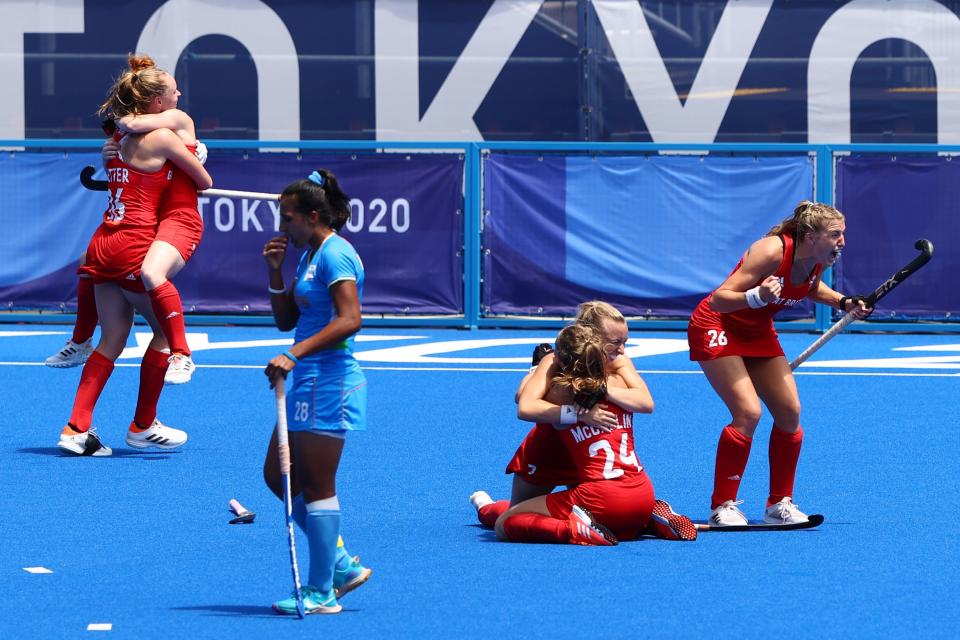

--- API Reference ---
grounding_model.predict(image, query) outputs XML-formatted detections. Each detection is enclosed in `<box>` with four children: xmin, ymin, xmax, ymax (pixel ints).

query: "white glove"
<box><xmin>195</xmin><ymin>141</ymin><xmax>208</xmax><ymax>165</ymax></box>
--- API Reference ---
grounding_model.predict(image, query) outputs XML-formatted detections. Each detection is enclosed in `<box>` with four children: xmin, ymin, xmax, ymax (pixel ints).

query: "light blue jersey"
<box><xmin>288</xmin><ymin>233</ymin><xmax>366</xmax><ymax>432</ymax></box>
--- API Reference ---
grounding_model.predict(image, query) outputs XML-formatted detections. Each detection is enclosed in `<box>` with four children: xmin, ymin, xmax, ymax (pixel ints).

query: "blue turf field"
<box><xmin>1</xmin><ymin>326</ymin><xmax>958</xmax><ymax>638</ymax></box>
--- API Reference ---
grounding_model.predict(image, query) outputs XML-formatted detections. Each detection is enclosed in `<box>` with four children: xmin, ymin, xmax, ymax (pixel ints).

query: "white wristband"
<box><xmin>744</xmin><ymin>286</ymin><xmax>767</xmax><ymax>309</ymax></box>
<box><xmin>560</xmin><ymin>404</ymin><xmax>578</xmax><ymax>424</ymax></box>
<box><xmin>268</xmin><ymin>286</ymin><xmax>286</xmax><ymax>295</ymax></box>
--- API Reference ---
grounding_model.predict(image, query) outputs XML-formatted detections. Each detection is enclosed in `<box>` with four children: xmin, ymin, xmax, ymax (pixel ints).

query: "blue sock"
<box><xmin>305</xmin><ymin>497</ymin><xmax>341</xmax><ymax>592</ymax></box>
<box><xmin>291</xmin><ymin>494</ymin><xmax>307</xmax><ymax>532</ymax></box>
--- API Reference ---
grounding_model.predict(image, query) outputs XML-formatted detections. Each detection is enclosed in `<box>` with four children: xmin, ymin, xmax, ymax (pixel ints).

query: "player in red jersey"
<box><xmin>688</xmin><ymin>201</ymin><xmax>871</xmax><ymax>527</ymax></box>
<box><xmin>487</xmin><ymin>311</ymin><xmax>695</xmax><ymax>545</ymax></box>
<box><xmin>472</xmin><ymin>301</ymin><xmax>696</xmax><ymax>541</ymax></box>
<box><xmin>56</xmin><ymin>55</ymin><xmax>212</xmax><ymax>457</ymax></box>
<box><xmin>47</xmin><ymin>56</ymin><xmax>207</xmax><ymax>386</ymax></box>
<box><xmin>111</xmin><ymin>102</ymin><xmax>207</xmax><ymax>384</ymax></box>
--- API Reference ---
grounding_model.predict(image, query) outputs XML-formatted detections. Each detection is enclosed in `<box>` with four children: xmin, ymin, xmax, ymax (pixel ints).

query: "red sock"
<box><xmin>501</xmin><ymin>513</ymin><xmax>571</xmax><ymax>543</ymax></box>
<box><xmin>148</xmin><ymin>281</ymin><xmax>190</xmax><ymax>356</ymax></box>
<box><xmin>133</xmin><ymin>347</ymin><xmax>170</xmax><ymax>428</ymax></box>
<box><xmin>71</xmin><ymin>277</ymin><xmax>98</xmax><ymax>344</ymax></box>
<box><xmin>477</xmin><ymin>500</ymin><xmax>509</xmax><ymax>528</ymax></box>
<box><xmin>68</xmin><ymin>351</ymin><xmax>115</xmax><ymax>430</ymax></box>
<box><xmin>711</xmin><ymin>425</ymin><xmax>753</xmax><ymax>509</ymax></box>
<box><xmin>768</xmin><ymin>425</ymin><xmax>803</xmax><ymax>506</ymax></box>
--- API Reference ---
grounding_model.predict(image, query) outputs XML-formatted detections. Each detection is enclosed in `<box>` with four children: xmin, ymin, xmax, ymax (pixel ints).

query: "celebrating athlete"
<box><xmin>687</xmin><ymin>200</ymin><xmax>871</xmax><ymax>527</ymax></box>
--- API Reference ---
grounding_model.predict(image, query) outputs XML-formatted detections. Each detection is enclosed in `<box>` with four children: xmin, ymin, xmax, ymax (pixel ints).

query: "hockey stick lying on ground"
<box><xmin>275</xmin><ymin>377</ymin><xmax>305</xmax><ymax>619</ymax></box>
<box><xmin>789</xmin><ymin>238</ymin><xmax>934</xmax><ymax>370</ymax></box>
<box><xmin>80</xmin><ymin>165</ymin><xmax>280</xmax><ymax>200</ymax></box>
<box><xmin>695</xmin><ymin>514</ymin><xmax>825</xmax><ymax>532</ymax></box>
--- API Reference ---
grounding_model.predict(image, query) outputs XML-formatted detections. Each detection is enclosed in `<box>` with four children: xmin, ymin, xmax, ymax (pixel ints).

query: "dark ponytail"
<box><xmin>280</xmin><ymin>169</ymin><xmax>352</xmax><ymax>232</ymax></box>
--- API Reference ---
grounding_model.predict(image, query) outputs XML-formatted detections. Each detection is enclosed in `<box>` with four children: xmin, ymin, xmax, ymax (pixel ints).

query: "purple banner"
<box><xmin>835</xmin><ymin>156</ymin><xmax>960</xmax><ymax>319</ymax></box>
<box><xmin>1</xmin><ymin>152</ymin><xmax>464</xmax><ymax>315</ymax></box>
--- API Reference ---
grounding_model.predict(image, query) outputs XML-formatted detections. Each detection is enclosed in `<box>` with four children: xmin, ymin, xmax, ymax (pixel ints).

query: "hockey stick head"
<box><xmin>80</xmin><ymin>165</ymin><xmax>109</xmax><ymax>191</ymax></box>
<box><xmin>915</xmin><ymin>238</ymin><xmax>934</xmax><ymax>261</ymax></box>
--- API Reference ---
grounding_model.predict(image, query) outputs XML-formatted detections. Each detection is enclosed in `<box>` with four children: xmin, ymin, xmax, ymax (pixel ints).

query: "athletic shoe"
<box><xmin>125</xmin><ymin>419</ymin><xmax>188</xmax><ymax>450</ymax></box>
<box><xmin>164</xmin><ymin>353</ymin><xmax>195</xmax><ymax>385</ymax></box>
<box><xmin>531</xmin><ymin>343</ymin><xmax>554</xmax><ymax>366</ymax></box>
<box><xmin>57</xmin><ymin>427</ymin><xmax>112</xmax><ymax>457</ymax></box>
<box><xmin>763</xmin><ymin>497</ymin><xmax>809</xmax><ymax>525</ymax></box>
<box><xmin>709</xmin><ymin>499</ymin><xmax>748</xmax><ymax>527</ymax></box>
<box><xmin>469</xmin><ymin>490</ymin><xmax>494</xmax><ymax>511</ymax></box>
<box><xmin>45</xmin><ymin>339</ymin><xmax>93</xmax><ymax>368</ymax></box>
<box><xmin>648</xmin><ymin>499</ymin><xmax>697</xmax><ymax>541</ymax></box>
<box><xmin>334</xmin><ymin>555</ymin><xmax>372</xmax><ymax>598</ymax></box>
<box><xmin>273</xmin><ymin>585</ymin><xmax>341</xmax><ymax>615</ymax></box>
<box><xmin>568</xmin><ymin>505</ymin><xmax>618</xmax><ymax>546</ymax></box>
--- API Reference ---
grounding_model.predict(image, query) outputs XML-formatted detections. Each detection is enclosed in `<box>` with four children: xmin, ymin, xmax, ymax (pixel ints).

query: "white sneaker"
<box><xmin>164</xmin><ymin>353</ymin><xmax>195</xmax><ymax>385</ymax></box>
<box><xmin>45</xmin><ymin>339</ymin><xmax>93</xmax><ymax>368</ymax></box>
<box><xmin>125</xmin><ymin>419</ymin><xmax>188</xmax><ymax>450</ymax></box>
<box><xmin>709</xmin><ymin>500</ymin><xmax>748</xmax><ymax>527</ymax></box>
<box><xmin>469</xmin><ymin>490</ymin><xmax>494</xmax><ymax>512</ymax></box>
<box><xmin>57</xmin><ymin>427</ymin><xmax>112</xmax><ymax>457</ymax></box>
<box><xmin>763</xmin><ymin>497</ymin><xmax>809</xmax><ymax>525</ymax></box>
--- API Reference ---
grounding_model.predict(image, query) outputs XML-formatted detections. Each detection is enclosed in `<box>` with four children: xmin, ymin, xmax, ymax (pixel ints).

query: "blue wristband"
<box><xmin>282</xmin><ymin>350</ymin><xmax>299</xmax><ymax>364</ymax></box>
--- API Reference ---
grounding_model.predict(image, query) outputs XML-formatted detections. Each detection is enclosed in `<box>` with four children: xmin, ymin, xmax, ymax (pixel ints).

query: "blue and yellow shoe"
<box><xmin>272</xmin><ymin>585</ymin><xmax>342</xmax><ymax>615</ymax></box>
<box><xmin>333</xmin><ymin>555</ymin><xmax>372</xmax><ymax>598</ymax></box>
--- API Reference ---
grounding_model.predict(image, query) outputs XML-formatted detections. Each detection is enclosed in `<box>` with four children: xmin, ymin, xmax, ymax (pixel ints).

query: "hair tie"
<box><xmin>308</xmin><ymin>171</ymin><xmax>325</xmax><ymax>186</ymax></box>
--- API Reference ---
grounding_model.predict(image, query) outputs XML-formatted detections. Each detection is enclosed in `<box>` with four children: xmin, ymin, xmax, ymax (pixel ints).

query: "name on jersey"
<box><xmin>107</xmin><ymin>167</ymin><xmax>130</xmax><ymax>183</ymax></box>
<box><xmin>570</xmin><ymin>412</ymin><xmax>633</xmax><ymax>444</ymax></box>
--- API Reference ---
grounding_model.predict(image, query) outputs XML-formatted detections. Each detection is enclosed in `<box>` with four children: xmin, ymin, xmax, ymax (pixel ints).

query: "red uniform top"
<box><xmin>158</xmin><ymin>143</ymin><xmax>199</xmax><ymax>221</ymax></box>
<box><xmin>100</xmin><ymin>134</ymin><xmax>173</xmax><ymax>229</ymax></box>
<box><xmin>81</xmin><ymin>141</ymin><xmax>172</xmax><ymax>284</ymax></box>
<box><xmin>553</xmin><ymin>402</ymin><xmax>643</xmax><ymax>483</ymax></box>
<box><xmin>689</xmin><ymin>234</ymin><xmax>823</xmax><ymax>341</ymax></box>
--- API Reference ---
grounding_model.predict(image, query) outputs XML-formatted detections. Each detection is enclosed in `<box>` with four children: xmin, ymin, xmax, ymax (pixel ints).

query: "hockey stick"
<box><xmin>80</xmin><ymin>165</ymin><xmax>107</xmax><ymax>191</ymax></box>
<box><xmin>275</xmin><ymin>377</ymin><xmax>305</xmax><ymax>619</ymax></box>
<box><xmin>79</xmin><ymin>165</ymin><xmax>280</xmax><ymax>200</ymax></box>
<box><xmin>790</xmin><ymin>239</ymin><xmax>934</xmax><ymax>370</ymax></box>
<box><xmin>695</xmin><ymin>514</ymin><xmax>825</xmax><ymax>532</ymax></box>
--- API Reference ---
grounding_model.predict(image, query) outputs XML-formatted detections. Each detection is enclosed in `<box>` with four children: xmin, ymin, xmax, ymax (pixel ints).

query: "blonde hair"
<box><xmin>97</xmin><ymin>53</ymin><xmax>169</xmax><ymax>119</ymax></box>
<box><xmin>575</xmin><ymin>300</ymin><xmax>625</xmax><ymax>330</ymax></box>
<box><xmin>767</xmin><ymin>200</ymin><xmax>844</xmax><ymax>242</ymax></box>
<box><xmin>552</xmin><ymin>324</ymin><xmax>607</xmax><ymax>405</ymax></box>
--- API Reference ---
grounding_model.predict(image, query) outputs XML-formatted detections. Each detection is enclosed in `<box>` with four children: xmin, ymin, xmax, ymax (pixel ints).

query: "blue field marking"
<box><xmin>1</xmin><ymin>326</ymin><xmax>958</xmax><ymax>638</ymax></box>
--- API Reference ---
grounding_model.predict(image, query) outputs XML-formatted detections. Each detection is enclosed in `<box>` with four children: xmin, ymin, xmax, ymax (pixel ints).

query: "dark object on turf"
<box><xmin>82</xmin><ymin>430</ymin><xmax>108</xmax><ymax>456</ymax></box>
<box><xmin>695</xmin><ymin>513</ymin><xmax>825</xmax><ymax>532</ymax></box>
<box><xmin>228</xmin><ymin>499</ymin><xmax>256</xmax><ymax>525</ymax></box>
<box><xmin>531</xmin><ymin>343</ymin><xmax>554</xmax><ymax>367</ymax></box>
<box><xmin>80</xmin><ymin>165</ymin><xmax>108</xmax><ymax>192</ymax></box>
<box><xmin>791</xmin><ymin>238</ymin><xmax>933</xmax><ymax>369</ymax></box>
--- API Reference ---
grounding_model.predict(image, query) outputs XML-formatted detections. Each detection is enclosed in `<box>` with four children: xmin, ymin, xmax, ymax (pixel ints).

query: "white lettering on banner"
<box><xmin>268</xmin><ymin>200</ymin><xmax>281</xmax><ymax>231</ymax></box>
<box><xmin>347</xmin><ymin>198</ymin><xmax>412</xmax><ymax>234</ymax></box>
<box><xmin>375</xmin><ymin>0</ymin><xmax>544</xmax><ymax>141</ymax></box>
<box><xmin>9</xmin><ymin>1</ymin><xmax>960</xmax><ymax>143</ymax></box>
<box><xmin>135</xmin><ymin>0</ymin><xmax>300</xmax><ymax>142</ymax></box>
<box><xmin>592</xmin><ymin>0</ymin><xmax>773</xmax><ymax>144</ymax></box>
<box><xmin>241</xmin><ymin>200</ymin><xmax>264</xmax><ymax>232</ymax></box>
<box><xmin>0</xmin><ymin>0</ymin><xmax>84</xmax><ymax>139</ymax></box>
<box><xmin>214</xmin><ymin>198</ymin><xmax>234</xmax><ymax>232</ymax></box>
<box><xmin>809</xmin><ymin>0</ymin><xmax>960</xmax><ymax>145</ymax></box>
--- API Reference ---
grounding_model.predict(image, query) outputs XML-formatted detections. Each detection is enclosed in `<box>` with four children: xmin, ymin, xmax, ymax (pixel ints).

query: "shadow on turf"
<box><xmin>172</xmin><ymin>604</ymin><xmax>360</xmax><ymax>618</ymax></box>
<box><xmin>18</xmin><ymin>446</ymin><xmax>178</xmax><ymax>460</ymax></box>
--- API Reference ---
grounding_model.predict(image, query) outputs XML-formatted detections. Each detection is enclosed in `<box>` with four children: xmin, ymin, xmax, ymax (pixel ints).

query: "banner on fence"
<box><xmin>0</xmin><ymin>152</ymin><xmax>464</xmax><ymax>314</ymax></box>
<box><xmin>835</xmin><ymin>156</ymin><xmax>959</xmax><ymax>319</ymax></box>
<box><xmin>482</xmin><ymin>153</ymin><xmax>815</xmax><ymax>317</ymax></box>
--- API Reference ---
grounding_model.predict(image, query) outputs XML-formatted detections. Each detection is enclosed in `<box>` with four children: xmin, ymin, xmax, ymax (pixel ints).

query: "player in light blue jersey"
<box><xmin>262</xmin><ymin>169</ymin><xmax>371</xmax><ymax>615</ymax></box>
